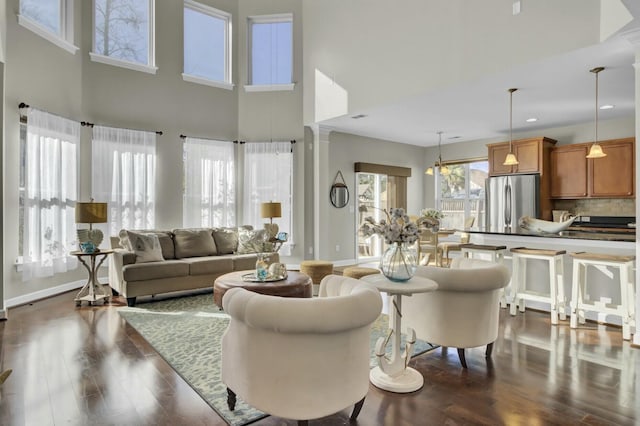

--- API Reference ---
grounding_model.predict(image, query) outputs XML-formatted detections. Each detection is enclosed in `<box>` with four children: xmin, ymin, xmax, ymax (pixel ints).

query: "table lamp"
<box><xmin>260</xmin><ymin>201</ymin><xmax>281</xmax><ymax>239</ymax></box>
<box><xmin>75</xmin><ymin>200</ymin><xmax>108</xmax><ymax>252</ymax></box>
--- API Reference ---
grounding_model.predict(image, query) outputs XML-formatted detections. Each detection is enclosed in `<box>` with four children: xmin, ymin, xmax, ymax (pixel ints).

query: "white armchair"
<box><xmin>402</xmin><ymin>258</ymin><xmax>511</xmax><ymax>368</ymax></box>
<box><xmin>221</xmin><ymin>275</ymin><xmax>382</xmax><ymax>425</ymax></box>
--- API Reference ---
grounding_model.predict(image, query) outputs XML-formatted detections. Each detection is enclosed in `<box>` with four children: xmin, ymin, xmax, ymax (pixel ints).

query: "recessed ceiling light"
<box><xmin>526</xmin><ymin>118</ymin><xmax>538</xmax><ymax>123</ymax></box>
<box><xmin>351</xmin><ymin>114</ymin><xmax>367</xmax><ymax>119</ymax></box>
<box><xmin>599</xmin><ymin>104</ymin><xmax>614</xmax><ymax>110</ymax></box>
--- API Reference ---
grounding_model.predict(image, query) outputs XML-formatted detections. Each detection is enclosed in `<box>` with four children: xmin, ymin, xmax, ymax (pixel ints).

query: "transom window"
<box><xmin>18</xmin><ymin>0</ymin><xmax>77</xmax><ymax>54</ymax></box>
<box><xmin>435</xmin><ymin>160</ymin><xmax>488</xmax><ymax>229</ymax></box>
<box><xmin>183</xmin><ymin>1</ymin><xmax>232</xmax><ymax>89</ymax></box>
<box><xmin>91</xmin><ymin>0</ymin><xmax>157</xmax><ymax>74</ymax></box>
<box><xmin>248</xmin><ymin>14</ymin><xmax>293</xmax><ymax>87</ymax></box>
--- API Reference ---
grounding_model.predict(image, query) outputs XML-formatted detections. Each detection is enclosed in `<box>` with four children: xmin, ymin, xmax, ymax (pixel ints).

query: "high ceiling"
<box><xmin>319</xmin><ymin>19</ymin><xmax>638</xmax><ymax>148</ymax></box>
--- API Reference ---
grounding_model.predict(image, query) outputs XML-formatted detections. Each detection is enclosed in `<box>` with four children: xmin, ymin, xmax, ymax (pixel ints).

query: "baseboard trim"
<box><xmin>5</xmin><ymin>276</ymin><xmax>108</xmax><ymax>308</ymax></box>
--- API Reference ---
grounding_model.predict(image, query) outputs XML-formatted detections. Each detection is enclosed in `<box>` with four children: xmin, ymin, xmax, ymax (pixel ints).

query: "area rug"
<box><xmin>118</xmin><ymin>293</ymin><xmax>437</xmax><ymax>426</ymax></box>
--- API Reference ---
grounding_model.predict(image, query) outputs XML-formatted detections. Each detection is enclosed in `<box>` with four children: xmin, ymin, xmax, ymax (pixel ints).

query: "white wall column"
<box><xmin>620</xmin><ymin>28</ymin><xmax>640</xmax><ymax>347</ymax></box>
<box><xmin>310</xmin><ymin>125</ymin><xmax>331</xmax><ymax>260</ymax></box>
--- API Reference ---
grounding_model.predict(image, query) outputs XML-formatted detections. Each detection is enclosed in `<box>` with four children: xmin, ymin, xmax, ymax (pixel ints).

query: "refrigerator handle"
<box><xmin>504</xmin><ymin>181</ymin><xmax>512</xmax><ymax>227</ymax></box>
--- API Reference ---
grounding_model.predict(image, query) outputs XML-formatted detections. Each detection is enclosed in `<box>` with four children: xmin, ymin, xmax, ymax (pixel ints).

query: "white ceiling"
<box><xmin>318</xmin><ymin>34</ymin><xmax>637</xmax><ymax>148</ymax></box>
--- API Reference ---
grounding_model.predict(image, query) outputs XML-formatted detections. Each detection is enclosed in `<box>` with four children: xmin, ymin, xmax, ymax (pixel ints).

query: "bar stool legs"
<box><xmin>569</xmin><ymin>253</ymin><xmax>636</xmax><ymax>340</ymax></box>
<box><xmin>509</xmin><ymin>248</ymin><xmax>567</xmax><ymax>325</ymax></box>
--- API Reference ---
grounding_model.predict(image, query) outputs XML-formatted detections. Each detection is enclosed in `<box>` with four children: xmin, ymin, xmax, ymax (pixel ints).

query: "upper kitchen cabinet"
<box><xmin>487</xmin><ymin>137</ymin><xmax>557</xmax><ymax>176</ymax></box>
<box><xmin>550</xmin><ymin>137</ymin><xmax>635</xmax><ymax>199</ymax></box>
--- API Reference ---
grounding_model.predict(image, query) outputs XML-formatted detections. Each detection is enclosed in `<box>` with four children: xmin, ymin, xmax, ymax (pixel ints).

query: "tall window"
<box><xmin>91</xmin><ymin>125</ymin><xmax>156</xmax><ymax>236</ymax></box>
<box><xmin>18</xmin><ymin>0</ymin><xmax>77</xmax><ymax>53</ymax></box>
<box><xmin>91</xmin><ymin>0</ymin><xmax>156</xmax><ymax>73</ymax></box>
<box><xmin>183</xmin><ymin>1</ymin><xmax>232</xmax><ymax>89</ymax></box>
<box><xmin>21</xmin><ymin>108</ymin><xmax>80</xmax><ymax>280</ymax></box>
<box><xmin>357</xmin><ymin>172</ymin><xmax>388</xmax><ymax>260</ymax></box>
<box><xmin>183</xmin><ymin>137</ymin><xmax>235</xmax><ymax>228</ymax></box>
<box><xmin>248</xmin><ymin>14</ymin><xmax>292</xmax><ymax>86</ymax></box>
<box><xmin>243</xmin><ymin>142</ymin><xmax>293</xmax><ymax>255</ymax></box>
<box><xmin>435</xmin><ymin>160</ymin><xmax>488</xmax><ymax>229</ymax></box>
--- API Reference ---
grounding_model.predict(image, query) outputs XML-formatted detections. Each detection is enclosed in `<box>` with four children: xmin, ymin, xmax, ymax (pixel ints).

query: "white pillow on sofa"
<box><xmin>126</xmin><ymin>231</ymin><xmax>165</xmax><ymax>263</ymax></box>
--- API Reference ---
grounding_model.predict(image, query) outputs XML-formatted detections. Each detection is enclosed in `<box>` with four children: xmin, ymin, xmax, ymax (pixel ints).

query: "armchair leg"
<box><xmin>297</xmin><ymin>421</ymin><xmax>309</xmax><ymax>426</ymax></box>
<box><xmin>226</xmin><ymin>387</ymin><xmax>236</xmax><ymax>411</ymax></box>
<box><xmin>485</xmin><ymin>342</ymin><xmax>494</xmax><ymax>359</ymax></box>
<box><xmin>350</xmin><ymin>397</ymin><xmax>366</xmax><ymax>421</ymax></box>
<box><xmin>457</xmin><ymin>348</ymin><xmax>468</xmax><ymax>369</ymax></box>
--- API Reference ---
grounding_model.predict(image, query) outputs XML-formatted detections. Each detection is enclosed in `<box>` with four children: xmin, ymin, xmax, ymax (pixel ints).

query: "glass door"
<box><xmin>356</xmin><ymin>172</ymin><xmax>388</xmax><ymax>262</ymax></box>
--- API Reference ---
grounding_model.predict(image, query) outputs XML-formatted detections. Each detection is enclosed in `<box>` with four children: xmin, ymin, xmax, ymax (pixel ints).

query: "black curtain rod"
<box><xmin>82</xmin><ymin>121</ymin><xmax>162</xmax><ymax>135</ymax></box>
<box><xmin>18</xmin><ymin>102</ymin><xmax>29</xmax><ymax>108</ymax></box>
<box><xmin>179</xmin><ymin>134</ymin><xmax>237</xmax><ymax>143</ymax></box>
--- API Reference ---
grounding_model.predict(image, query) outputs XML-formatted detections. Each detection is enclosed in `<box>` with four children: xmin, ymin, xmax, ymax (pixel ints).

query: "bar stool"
<box><xmin>569</xmin><ymin>252</ymin><xmax>636</xmax><ymax>340</ymax></box>
<box><xmin>460</xmin><ymin>244</ymin><xmax>509</xmax><ymax>307</ymax></box>
<box><xmin>509</xmin><ymin>247</ymin><xmax>567</xmax><ymax>325</ymax></box>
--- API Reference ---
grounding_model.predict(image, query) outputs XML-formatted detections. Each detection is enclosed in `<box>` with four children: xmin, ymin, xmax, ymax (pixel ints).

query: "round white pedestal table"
<box><xmin>361</xmin><ymin>274</ymin><xmax>438</xmax><ymax>393</ymax></box>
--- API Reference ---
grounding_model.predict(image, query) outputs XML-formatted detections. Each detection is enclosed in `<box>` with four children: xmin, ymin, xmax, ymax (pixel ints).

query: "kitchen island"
<box><xmin>460</xmin><ymin>227</ymin><xmax>635</xmax><ymax>326</ymax></box>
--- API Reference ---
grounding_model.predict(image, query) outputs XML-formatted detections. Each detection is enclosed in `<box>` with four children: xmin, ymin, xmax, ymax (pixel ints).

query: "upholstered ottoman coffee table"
<box><xmin>214</xmin><ymin>270</ymin><xmax>313</xmax><ymax>309</ymax></box>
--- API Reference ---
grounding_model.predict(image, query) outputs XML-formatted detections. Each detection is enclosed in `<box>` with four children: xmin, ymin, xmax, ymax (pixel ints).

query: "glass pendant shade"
<box><xmin>503</xmin><ymin>152</ymin><xmax>519</xmax><ymax>165</ymax></box>
<box><xmin>425</xmin><ymin>167</ymin><xmax>434</xmax><ymax>175</ymax></box>
<box><xmin>586</xmin><ymin>143</ymin><xmax>606</xmax><ymax>159</ymax></box>
<box><xmin>439</xmin><ymin>165</ymin><xmax>450</xmax><ymax>175</ymax></box>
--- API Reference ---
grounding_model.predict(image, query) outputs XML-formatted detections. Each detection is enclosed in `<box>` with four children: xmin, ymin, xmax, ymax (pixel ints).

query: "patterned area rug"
<box><xmin>118</xmin><ymin>292</ymin><xmax>437</xmax><ymax>426</ymax></box>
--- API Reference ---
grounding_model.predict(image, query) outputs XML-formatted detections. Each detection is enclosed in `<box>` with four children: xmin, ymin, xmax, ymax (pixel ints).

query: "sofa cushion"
<box><xmin>119</xmin><ymin>229</ymin><xmax>175</xmax><ymax>259</ymax></box>
<box><xmin>236</xmin><ymin>228</ymin><xmax>273</xmax><ymax>254</ymax></box>
<box><xmin>126</xmin><ymin>231</ymin><xmax>165</xmax><ymax>263</ymax></box>
<box><xmin>212</xmin><ymin>228</ymin><xmax>239</xmax><ymax>255</ymax></box>
<box><xmin>231</xmin><ymin>253</ymin><xmax>260</xmax><ymax>270</ymax></box>
<box><xmin>182</xmin><ymin>256</ymin><xmax>234</xmax><ymax>276</ymax></box>
<box><xmin>173</xmin><ymin>229</ymin><xmax>217</xmax><ymax>258</ymax></box>
<box><xmin>122</xmin><ymin>260</ymin><xmax>189</xmax><ymax>282</ymax></box>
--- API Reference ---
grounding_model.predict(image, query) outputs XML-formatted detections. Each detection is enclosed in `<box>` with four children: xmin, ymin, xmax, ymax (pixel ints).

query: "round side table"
<box><xmin>71</xmin><ymin>249</ymin><xmax>113</xmax><ymax>306</ymax></box>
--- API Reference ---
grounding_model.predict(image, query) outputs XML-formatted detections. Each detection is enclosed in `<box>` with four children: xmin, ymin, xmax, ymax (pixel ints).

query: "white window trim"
<box><xmin>182</xmin><ymin>73</ymin><xmax>234</xmax><ymax>90</ymax></box>
<box><xmin>243</xmin><ymin>83</ymin><xmax>295</xmax><ymax>92</ymax></box>
<box><xmin>91</xmin><ymin>0</ymin><xmax>156</xmax><ymax>73</ymax></box>
<box><xmin>247</xmin><ymin>13</ymin><xmax>293</xmax><ymax>86</ymax></box>
<box><xmin>184</xmin><ymin>0</ymin><xmax>232</xmax><ymax>86</ymax></box>
<box><xmin>90</xmin><ymin>52</ymin><xmax>158</xmax><ymax>74</ymax></box>
<box><xmin>18</xmin><ymin>12</ymin><xmax>78</xmax><ymax>55</ymax></box>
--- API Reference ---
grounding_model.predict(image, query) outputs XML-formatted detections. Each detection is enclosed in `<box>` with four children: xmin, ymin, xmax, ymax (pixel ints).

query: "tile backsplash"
<box><xmin>553</xmin><ymin>198</ymin><xmax>636</xmax><ymax>217</ymax></box>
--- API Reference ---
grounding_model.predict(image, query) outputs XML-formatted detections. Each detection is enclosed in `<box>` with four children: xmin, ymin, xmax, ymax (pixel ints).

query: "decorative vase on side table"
<box><xmin>380</xmin><ymin>242</ymin><xmax>417</xmax><ymax>282</ymax></box>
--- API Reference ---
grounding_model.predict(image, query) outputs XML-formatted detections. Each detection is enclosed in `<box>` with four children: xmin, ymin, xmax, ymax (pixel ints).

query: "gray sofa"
<box><xmin>109</xmin><ymin>226</ymin><xmax>279</xmax><ymax>306</ymax></box>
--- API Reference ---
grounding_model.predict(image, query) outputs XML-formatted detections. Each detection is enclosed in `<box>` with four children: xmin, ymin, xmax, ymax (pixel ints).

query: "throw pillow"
<box><xmin>118</xmin><ymin>229</ymin><xmax>176</xmax><ymax>259</ymax></box>
<box><xmin>236</xmin><ymin>228</ymin><xmax>274</xmax><ymax>254</ymax></box>
<box><xmin>126</xmin><ymin>231</ymin><xmax>165</xmax><ymax>263</ymax></box>
<box><xmin>173</xmin><ymin>229</ymin><xmax>217</xmax><ymax>258</ymax></box>
<box><xmin>212</xmin><ymin>228</ymin><xmax>238</xmax><ymax>255</ymax></box>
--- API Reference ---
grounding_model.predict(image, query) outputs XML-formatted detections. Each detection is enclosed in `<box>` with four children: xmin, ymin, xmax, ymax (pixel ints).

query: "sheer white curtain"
<box><xmin>243</xmin><ymin>141</ymin><xmax>293</xmax><ymax>256</ymax></box>
<box><xmin>22</xmin><ymin>108</ymin><xmax>79</xmax><ymax>280</ymax></box>
<box><xmin>91</xmin><ymin>125</ymin><xmax>156</xmax><ymax>237</ymax></box>
<box><xmin>183</xmin><ymin>137</ymin><xmax>235</xmax><ymax>228</ymax></box>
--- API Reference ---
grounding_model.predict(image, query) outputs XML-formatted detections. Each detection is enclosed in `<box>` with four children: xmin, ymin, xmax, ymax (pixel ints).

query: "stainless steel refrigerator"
<box><xmin>485</xmin><ymin>174</ymin><xmax>539</xmax><ymax>231</ymax></box>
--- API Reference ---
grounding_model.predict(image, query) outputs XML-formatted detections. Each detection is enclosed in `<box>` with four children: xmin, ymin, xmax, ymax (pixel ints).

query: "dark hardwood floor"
<box><xmin>0</xmin><ymin>288</ymin><xmax>637</xmax><ymax>425</ymax></box>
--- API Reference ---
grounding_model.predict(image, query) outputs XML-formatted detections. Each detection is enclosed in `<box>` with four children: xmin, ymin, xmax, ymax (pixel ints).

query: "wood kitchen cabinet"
<box><xmin>487</xmin><ymin>137</ymin><xmax>557</xmax><ymax>176</ymax></box>
<box><xmin>550</xmin><ymin>137</ymin><xmax>635</xmax><ymax>198</ymax></box>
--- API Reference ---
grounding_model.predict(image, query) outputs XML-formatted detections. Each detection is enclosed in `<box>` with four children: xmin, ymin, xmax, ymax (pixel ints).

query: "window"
<box><xmin>247</xmin><ymin>14</ymin><xmax>293</xmax><ymax>90</ymax></box>
<box><xmin>183</xmin><ymin>137</ymin><xmax>235</xmax><ymax>228</ymax></box>
<box><xmin>435</xmin><ymin>160</ymin><xmax>488</xmax><ymax>229</ymax></box>
<box><xmin>357</xmin><ymin>172</ymin><xmax>388</xmax><ymax>260</ymax></box>
<box><xmin>18</xmin><ymin>0</ymin><xmax>77</xmax><ymax>54</ymax></box>
<box><xmin>91</xmin><ymin>0</ymin><xmax>157</xmax><ymax>74</ymax></box>
<box><xmin>183</xmin><ymin>1</ymin><xmax>232</xmax><ymax>90</ymax></box>
<box><xmin>21</xmin><ymin>108</ymin><xmax>80</xmax><ymax>280</ymax></box>
<box><xmin>91</xmin><ymin>125</ymin><xmax>157</xmax><ymax>236</ymax></box>
<box><xmin>243</xmin><ymin>142</ymin><xmax>293</xmax><ymax>255</ymax></box>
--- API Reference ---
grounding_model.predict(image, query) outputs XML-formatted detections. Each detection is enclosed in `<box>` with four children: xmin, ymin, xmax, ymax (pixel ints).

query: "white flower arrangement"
<box><xmin>359</xmin><ymin>207</ymin><xmax>420</xmax><ymax>245</ymax></box>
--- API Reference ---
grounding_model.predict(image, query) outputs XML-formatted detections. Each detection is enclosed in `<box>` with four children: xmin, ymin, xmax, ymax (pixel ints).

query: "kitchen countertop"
<box><xmin>465</xmin><ymin>227</ymin><xmax>636</xmax><ymax>243</ymax></box>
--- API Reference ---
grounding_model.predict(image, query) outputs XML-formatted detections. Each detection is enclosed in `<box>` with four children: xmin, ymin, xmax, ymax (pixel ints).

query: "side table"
<box><xmin>71</xmin><ymin>249</ymin><xmax>113</xmax><ymax>306</ymax></box>
<box><xmin>361</xmin><ymin>274</ymin><xmax>438</xmax><ymax>393</ymax></box>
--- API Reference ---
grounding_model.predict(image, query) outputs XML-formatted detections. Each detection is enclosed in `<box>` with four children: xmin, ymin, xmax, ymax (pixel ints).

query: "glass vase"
<box><xmin>380</xmin><ymin>242</ymin><xmax>418</xmax><ymax>282</ymax></box>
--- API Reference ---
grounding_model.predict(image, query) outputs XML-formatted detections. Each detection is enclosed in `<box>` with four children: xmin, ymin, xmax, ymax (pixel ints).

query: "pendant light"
<box><xmin>586</xmin><ymin>67</ymin><xmax>607</xmax><ymax>159</ymax></box>
<box><xmin>436</xmin><ymin>131</ymin><xmax>450</xmax><ymax>175</ymax></box>
<box><xmin>503</xmin><ymin>88</ymin><xmax>519</xmax><ymax>166</ymax></box>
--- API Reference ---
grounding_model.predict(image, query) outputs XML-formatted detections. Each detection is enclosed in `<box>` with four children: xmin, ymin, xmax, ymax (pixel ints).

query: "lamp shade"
<box><xmin>260</xmin><ymin>202</ymin><xmax>282</xmax><ymax>219</ymax></box>
<box><xmin>75</xmin><ymin>202</ymin><xmax>108</xmax><ymax>224</ymax></box>
<box><xmin>503</xmin><ymin>152</ymin><xmax>520</xmax><ymax>165</ymax></box>
<box><xmin>586</xmin><ymin>143</ymin><xmax>607</xmax><ymax>159</ymax></box>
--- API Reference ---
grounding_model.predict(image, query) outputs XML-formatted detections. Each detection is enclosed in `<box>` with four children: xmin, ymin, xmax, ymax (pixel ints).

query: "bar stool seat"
<box><xmin>509</xmin><ymin>247</ymin><xmax>567</xmax><ymax>325</ymax></box>
<box><xmin>569</xmin><ymin>252</ymin><xmax>636</xmax><ymax>340</ymax></box>
<box><xmin>460</xmin><ymin>244</ymin><xmax>509</xmax><ymax>307</ymax></box>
